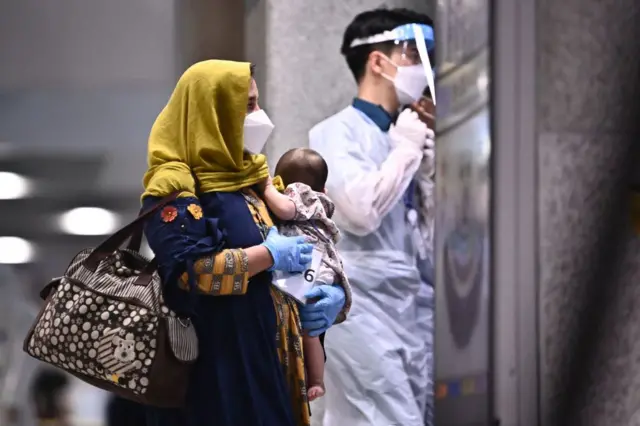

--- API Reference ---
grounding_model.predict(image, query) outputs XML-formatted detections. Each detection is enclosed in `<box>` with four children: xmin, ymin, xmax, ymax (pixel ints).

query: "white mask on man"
<box><xmin>382</xmin><ymin>61</ymin><xmax>429</xmax><ymax>105</ymax></box>
<box><xmin>243</xmin><ymin>109</ymin><xmax>275</xmax><ymax>154</ymax></box>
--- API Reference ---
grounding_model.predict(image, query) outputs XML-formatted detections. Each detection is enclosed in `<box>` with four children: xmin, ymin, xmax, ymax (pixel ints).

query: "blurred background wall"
<box><xmin>0</xmin><ymin>0</ymin><xmax>177</xmax><ymax>194</ymax></box>
<box><xmin>536</xmin><ymin>0</ymin><xmax>640</xmax><ymax>424</ymax></box>
<box><xmin>0</xmin><ymin>0</ymin><xmax>245</xmax><ymax>194</ymax></box>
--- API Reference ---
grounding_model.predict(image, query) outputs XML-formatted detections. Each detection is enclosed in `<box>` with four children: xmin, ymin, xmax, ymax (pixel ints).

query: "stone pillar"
<box><xmin>537</xmin><ymin>0</ymin><xmax>640</xmax><ymax>424</ymax></box>
<box><xmin>245</xmin><ymin>0</ymin><xmax>435</xmax><ymax>170</ymax></box>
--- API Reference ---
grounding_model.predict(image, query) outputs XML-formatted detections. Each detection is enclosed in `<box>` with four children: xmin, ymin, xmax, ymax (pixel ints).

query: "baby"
<box><xmin>262</xmin><ymin>147</ymin><xmax>351</xmax><ymax>402</ymax></box>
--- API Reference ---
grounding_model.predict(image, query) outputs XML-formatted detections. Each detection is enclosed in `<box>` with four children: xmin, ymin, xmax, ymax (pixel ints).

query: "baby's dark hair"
<box><xmin>274</xmin><ymin>148</ymin><xmax>328</xmax><ymax>192</ymax></box>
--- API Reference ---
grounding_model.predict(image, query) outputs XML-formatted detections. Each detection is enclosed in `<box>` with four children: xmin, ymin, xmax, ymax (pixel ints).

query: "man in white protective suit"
<box><xmin>308</xmin><ymin>8</ymin><xmax>436</xmax><ymax>426</ymax></box>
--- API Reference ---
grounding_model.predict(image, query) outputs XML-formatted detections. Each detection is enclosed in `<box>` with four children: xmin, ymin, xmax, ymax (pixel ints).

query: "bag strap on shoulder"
<box><xmin>83</xmin><ymin>193</ymin><xmax>180</xmax><ymax>272</ymax></box>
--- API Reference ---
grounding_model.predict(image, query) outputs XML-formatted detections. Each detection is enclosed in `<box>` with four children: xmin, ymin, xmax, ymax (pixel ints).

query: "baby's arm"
<box><xmin>263</xmin><ymin>179</ymin><xmax>296</xmax><ymax>220</ymax></box>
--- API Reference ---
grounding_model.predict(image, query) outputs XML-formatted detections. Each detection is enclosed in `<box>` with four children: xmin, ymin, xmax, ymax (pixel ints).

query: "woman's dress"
<box><xmin>143</xmin><ymin>188</ymin><xmax>310</xmax><ymax>426</ymax></box>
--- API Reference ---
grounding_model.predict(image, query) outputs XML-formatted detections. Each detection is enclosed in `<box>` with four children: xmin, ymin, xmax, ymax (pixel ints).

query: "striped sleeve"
<box><xmin>178</xmin><ymin>248</ymin><xmax>249</xmax><ymax>296</ymax></box>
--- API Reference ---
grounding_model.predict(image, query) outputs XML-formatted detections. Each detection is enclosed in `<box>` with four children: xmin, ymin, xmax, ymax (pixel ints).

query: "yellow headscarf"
<box><xmin>142</xmin><ymin>60</ymin><xmax>269</xmax><ymax>199</ymax></box>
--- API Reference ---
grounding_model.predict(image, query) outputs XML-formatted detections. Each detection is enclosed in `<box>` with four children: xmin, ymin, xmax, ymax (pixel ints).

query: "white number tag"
<box><xmin>272</xmin><ymin>248</ymin><xmax>324</xmax><ymax>304</ymax></box>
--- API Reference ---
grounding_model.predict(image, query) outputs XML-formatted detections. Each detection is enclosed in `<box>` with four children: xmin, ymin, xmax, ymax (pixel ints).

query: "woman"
<box><xmin>141</xmin><ymin>60</ymin><xmax>348</xmax><ymax>426</ymax></box>
<box><xmin>106</xmin><ymin>395</ymin><xmax>146</xmax><ymax>426</ymax></box>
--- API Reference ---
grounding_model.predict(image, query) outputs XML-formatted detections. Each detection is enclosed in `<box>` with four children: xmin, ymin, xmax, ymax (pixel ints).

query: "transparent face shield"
<box><xmin>350</xmin><ymin>23</ymin><xmax>436</xmax><ymax>104</ymax></box>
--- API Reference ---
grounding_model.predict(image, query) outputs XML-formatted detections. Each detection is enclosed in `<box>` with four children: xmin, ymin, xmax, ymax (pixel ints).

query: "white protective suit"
<box><xmin>309</xmin><ymin>105</ymin><xmax>435</xmax><ymax>426</ymax></box>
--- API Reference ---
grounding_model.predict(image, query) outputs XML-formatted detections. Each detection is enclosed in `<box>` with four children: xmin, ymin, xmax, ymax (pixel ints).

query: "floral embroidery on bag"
<box><xmin>160</xmin><ymin>206</ymin><xmax>178</xmax><ymax>223</ymax></box>
<box><xmin>187</xmin><ymin>204</ymin><xmax>203</xmax><ymax>220</ymax></box>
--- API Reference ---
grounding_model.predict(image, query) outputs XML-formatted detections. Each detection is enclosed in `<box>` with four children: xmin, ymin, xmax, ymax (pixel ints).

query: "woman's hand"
<box><xmin>261</xmin><ymin>227</ymin><xmax>313</xmax><ymax>273</ymax></box>
<box><xmin>300</xmin><ymin>284</ymin><xmax>346</xmax><ymax>337</ymax></box>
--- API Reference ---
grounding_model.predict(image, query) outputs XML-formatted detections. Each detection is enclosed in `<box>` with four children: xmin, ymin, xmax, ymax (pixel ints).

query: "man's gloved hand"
<box><xmin>389</xmin><ymin>109</ymin><xmax>431</xmax><ymax>152</ymax></box>
<box><xmin>261</xmin><ymin>227</ymin><xmax>313</xmax><ymax>273</ymax></box>
<box><xmin>300</xmin><ymin>284</ymin><xmax>346</xmax><ymax>337</ymax></box>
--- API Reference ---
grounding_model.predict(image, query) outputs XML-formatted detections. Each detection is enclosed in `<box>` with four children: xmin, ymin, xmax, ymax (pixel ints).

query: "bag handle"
<box><xmin>83</xmin><ymin>193</ymin><xmax>179</xmax><ymax>272</ymax></box>
<box><xmin>126</xmin><ymin>209</ymin><xmax>145</xmax><ymax>252</ymax></box>
<box><xmin>132</xmin><ymin>258</ymin><xmax>158</xmax><ymax>287</ymax></box>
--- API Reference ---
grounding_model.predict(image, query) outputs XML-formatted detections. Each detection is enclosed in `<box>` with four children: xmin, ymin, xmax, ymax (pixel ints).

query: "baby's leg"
<box><xmin>303</xmin><ymin>334</ymin><xmax>325</xmax><ymax>401</ymax></box>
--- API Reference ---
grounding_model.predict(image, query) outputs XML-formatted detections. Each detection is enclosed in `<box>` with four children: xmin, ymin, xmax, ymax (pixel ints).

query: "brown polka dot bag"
<box><xmin>23</xmin><ymin>194</ymin><xmax>198</xmax><ymax>408</ymax></box>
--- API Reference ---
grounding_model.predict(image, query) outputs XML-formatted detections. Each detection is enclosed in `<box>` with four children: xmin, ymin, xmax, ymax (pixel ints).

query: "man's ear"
<box><xmin>368</xmin><ymin>51</ymin><xmax>385</xmax><ymax>77</ymax></box>
<box><xmin>322</xmin><ymin>187</ymin><xmax>327</xmax><ymax>194</ymax></box>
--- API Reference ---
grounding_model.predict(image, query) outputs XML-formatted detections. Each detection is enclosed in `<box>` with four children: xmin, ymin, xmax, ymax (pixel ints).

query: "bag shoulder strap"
<box><xmin>83</xmin><ymin>193</ymin><xmax>180</xmax><ymax>272</ymax></box>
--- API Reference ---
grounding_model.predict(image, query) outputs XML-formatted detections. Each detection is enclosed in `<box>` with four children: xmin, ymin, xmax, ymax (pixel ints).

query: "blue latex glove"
<box><xmin>261</xmin><ymin>226</ymin><xmax>314</xmax><ymax>273</ymax></box>
<box><xmin>300</xmin><ymin>284</ymin><xmax>346</xmax><ymax>337</ymax></box>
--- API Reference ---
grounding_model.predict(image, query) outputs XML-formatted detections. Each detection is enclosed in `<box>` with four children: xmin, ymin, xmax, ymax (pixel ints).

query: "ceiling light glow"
<box><xmin>0</xmin><ymin>237</ymin><xmax>35</xmax><ymax>264</ymax></box>
<box><xmin>58</xmin><ymin>207</ymin><xmax>120</xmax><ymax>236</ymax></box>
<box><xmin>0</xmin><ymin>172</ymin><xmax>32</xmax><ymax>199</ymax></box>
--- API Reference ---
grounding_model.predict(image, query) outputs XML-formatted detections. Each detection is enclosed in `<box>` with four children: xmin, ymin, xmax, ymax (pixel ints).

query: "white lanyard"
<box><xmin>407</xmin><ymin>207</ymin><xmax>428</xmax><ymax>260</ymax></box>
<box><xmin>404</xmin><ymin>181</ymin><xmax>428</xmax><ymax>260</ymax></box>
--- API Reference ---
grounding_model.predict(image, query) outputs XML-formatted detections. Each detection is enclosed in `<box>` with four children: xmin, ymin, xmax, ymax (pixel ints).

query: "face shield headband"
<box><xmin>349</xmin><ymin>23</ymin><xmax>436</xmax><ymax>105</ymax></box>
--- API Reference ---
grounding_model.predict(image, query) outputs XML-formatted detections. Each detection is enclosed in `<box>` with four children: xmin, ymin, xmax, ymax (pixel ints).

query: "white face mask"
<box><xmin>382</xmin><ymin>61</ymin><xmax>429</xmax><ymax>105</ymax></box>
<box><xmin>243</xmin><ymin>109</ymin><xmax>275</xmax><ymax>154</ymax></box>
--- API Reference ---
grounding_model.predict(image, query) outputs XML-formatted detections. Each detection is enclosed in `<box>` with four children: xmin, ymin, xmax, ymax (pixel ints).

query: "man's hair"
<box><xmin>340</xmin><ymin>8</ymin><xmax>434</xmax><ymax>82</ymax></box>
<box><xmin>30</xmin><ymin>369</ymin><xmax>69</xmax><ymax>419</ymax></box>
<box><xmin>275</xmin><ymin>148</ymin><xmax>328</xmax><ymax>192</ymax></box>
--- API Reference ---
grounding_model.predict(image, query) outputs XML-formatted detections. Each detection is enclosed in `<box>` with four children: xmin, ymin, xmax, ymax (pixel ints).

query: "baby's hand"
<box><xmin>256</xmin><ymin>176</ymin><xmax>273</xmax><ymax>195</ymax></box>
<box><xmin>261</xmin><ymin>177</ymin><xmax>296</xmax><ymax>221</ymax></box>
